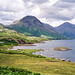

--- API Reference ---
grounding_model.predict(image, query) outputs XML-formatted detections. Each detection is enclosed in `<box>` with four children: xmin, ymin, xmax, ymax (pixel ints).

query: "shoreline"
<box><xmin>32</xmin><ymin>49</ymin><xmax>72</xmax><ymax>62</ymax></box>
<box><xmin>9</xmin><ymin>40</ymin><xmax>75</xmax><ymax>63</ymax></box>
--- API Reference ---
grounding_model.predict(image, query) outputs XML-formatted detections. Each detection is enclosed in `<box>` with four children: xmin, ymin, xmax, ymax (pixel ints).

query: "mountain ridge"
<box><xmin>0</xmin><ymin>23</ymin><xmax>4</xmax><ymax>26</ymax></box>
<box><xmin>5</xmin><ymin>16</ymin><xmax>66</xmax><ymax>39</ymax></box>
<box><xmin>55</xmin><ymin>22</ymin><xmax>75</xmax><ymax>39</ymax></box>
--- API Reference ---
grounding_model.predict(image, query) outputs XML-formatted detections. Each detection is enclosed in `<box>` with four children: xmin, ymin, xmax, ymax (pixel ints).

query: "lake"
<box><xmin>13</xmin><ymin>40</ymin><xmax>75</xmax><ymax>62</ymax></box>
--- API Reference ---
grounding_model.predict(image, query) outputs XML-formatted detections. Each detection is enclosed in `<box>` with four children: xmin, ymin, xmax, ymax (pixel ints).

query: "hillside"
<box><xmin>55</xmin><ymin>22</ymin><xmax>75</xmax><ymax>39</ymax></box>
<box><xmin>0</xmin><ymin>23</ymin><xmax>3</xmax><ymax>26</ymax></box>
<box><xmin>0</xmin><ymin>25</ymin><xmax>48</xmax><ymax>46</ymax></box>
<box><xmin>5</xmin><ymin>16</ymin><xmax>66</xmax><ymax>39</ymax></box>
<box><xmin>43</xmin><ymin>23</ymin><xmax>55</xmax><ymax>30</ymax></box>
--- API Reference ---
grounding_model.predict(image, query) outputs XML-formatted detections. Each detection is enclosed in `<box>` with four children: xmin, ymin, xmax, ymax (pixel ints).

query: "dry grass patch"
<box><xmin>0</xmin><ymin>53</ymin><xmax>75</xmax><ymax>75</ymax></box>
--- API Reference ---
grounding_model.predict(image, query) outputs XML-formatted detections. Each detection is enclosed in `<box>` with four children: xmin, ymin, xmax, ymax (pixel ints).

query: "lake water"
<box><xmin>13</xmin><ymin>40</ymin><xmax>75</xmax><ymax>62</ymax></box>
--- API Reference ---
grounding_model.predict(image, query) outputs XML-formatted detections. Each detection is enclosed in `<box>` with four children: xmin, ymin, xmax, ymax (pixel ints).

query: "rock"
<box><xmin>54</xmin><ymin>47</ymin><xmax>71</xmax><ymax>51</ymax></box>
<box><xmin>55</xmin><ymin>58</ymin><xmax>60</xmax><ymax>60</ymax></box>
<box><xmin>67</xmin><ymin>60</ymin><xmax>71</xmax><ymax>62</ymax></box>
<box><xmin>61</xmin><ymin>58</ymin><xmax>65</xmax><ymax>61</ymax></box>
<box><xmin>17</xmin><ymin>49</ymin><xmax>21</xmax><ymax>51</ymax></box>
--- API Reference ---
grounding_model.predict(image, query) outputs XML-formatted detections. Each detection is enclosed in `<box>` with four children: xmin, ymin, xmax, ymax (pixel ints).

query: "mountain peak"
<box><xmin>0</xmin><ymin>23</ymin><xmax>3</xmax><ymax>26</ymax></box>
<box><xmin>63</xmin><ymin>22</ymin><xmax>71</xmax><ymax>25</ymax></box>
<box><xmin>59</xmin><ymin>22</ymin><xmax>75</xmax><ymax>27</ymax></box>
<box><xmin>63</xmin><ymin>22</ymin><xmax>70</xmax><ymax>24</ymax></box>
<box><xmin>55</xmin><ymin>22</ymin><xmax>75</xmax><ymax>39</ymax></box>
<box><xmin>25</xmin><ymin>15</ymin><xmax>37</xmax><ymax>18</ymax></box>
<box><xmin>20</xmin><ymin>15</ymin><xmax>38</xmax><ymax>22</ymax></box>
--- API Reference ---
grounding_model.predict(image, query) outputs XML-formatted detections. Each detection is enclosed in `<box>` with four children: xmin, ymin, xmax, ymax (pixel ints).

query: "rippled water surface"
<box><xmin>13</xmin><ymin>40</ymin><xmax>75</xmax><ymax>62</ymax></box>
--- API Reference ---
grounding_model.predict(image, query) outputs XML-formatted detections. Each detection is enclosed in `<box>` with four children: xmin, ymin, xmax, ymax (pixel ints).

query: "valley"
<box><xmin>0</xmin><ymin>16</ymin><xmax>75</xmax><ymax>75</ymax></box>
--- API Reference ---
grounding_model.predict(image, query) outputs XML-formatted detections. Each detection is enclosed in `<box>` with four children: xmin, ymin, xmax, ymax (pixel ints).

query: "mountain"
<box><xmin>0</xmin><ymin>23</ymin><xmax>4</xmax><ymax>26</ymax></box>
<box><xmin>55</xmin><ymin>22</ymin><xmax>75</xmax><ymax>39</ymax></box>
<box><xmin>5</xmin><ymin>16</ymin><xmax>66</xmax><ymax>39</ymax></box>
<box><xmin>43</xmin><ymin>23</ymin><xmax>55</xmax><ymax>30</ymax></box>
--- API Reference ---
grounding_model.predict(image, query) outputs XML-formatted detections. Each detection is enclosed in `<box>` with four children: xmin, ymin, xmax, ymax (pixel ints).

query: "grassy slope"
<box><xmin>0</xmin><ymin>25</ymin><xmax>48</xmax><ymax>46</ymax></box>
<box><xmin>0</xmin><ymin>49</ymin><xmax>75</xmax><ymax>75</ymax></box>
<box><xmin>0</xmin><ymin>25</ymin><xmax>75</xmax><ymax>75</ymax></box>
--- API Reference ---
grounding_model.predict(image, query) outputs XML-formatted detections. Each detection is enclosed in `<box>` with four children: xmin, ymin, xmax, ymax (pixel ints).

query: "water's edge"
<box><xmin>13</xmin><ymin>40</ymin><xmax>75</xmax><ymax>62</ymax></box>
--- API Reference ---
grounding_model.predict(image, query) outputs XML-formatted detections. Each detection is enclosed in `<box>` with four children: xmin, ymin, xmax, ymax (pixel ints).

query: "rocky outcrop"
<box><xmin>16</xmin><ymin>39</ymin><xmax>33</xmax><ymax>44</ymax></box>
<box><xmin>16</xmin><ymin>39</ymin><xmax>26</xmax><ymax>44</ymax></box>
<box><xmin>54</xmin><ymin>47</ymin><xmax>71</xmax><ymax>51</ymax></box>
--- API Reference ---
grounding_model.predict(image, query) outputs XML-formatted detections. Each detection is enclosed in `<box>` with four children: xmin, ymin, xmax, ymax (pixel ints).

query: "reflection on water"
<box><xmin>13</xmin><ymin>40</ymin><xmax>75</xmax><ymax>62</ymax></box>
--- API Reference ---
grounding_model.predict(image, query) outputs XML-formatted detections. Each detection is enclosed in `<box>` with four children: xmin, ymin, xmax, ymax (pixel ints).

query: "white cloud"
<box><xmin>0</xmin><ymin>0</ymin><xmax>25</xmax><ymax>12</ymax></box>
<box><xmin>31</xmin><ymin>6</ymin><xmax>40</xmax><ymax>16</ymax></box>
<box><xmin>61</xmin><ymin>0</ymin><xmax>75</xmax><ymax>3</ymax></box>
<box><xmin>70</xmin><ymin>18</ymin><xmax>75</xmax><ymax>24</ymax></box>
<box><xmin>0</xmin><ymin>0</ymin><xmax>75</xmax><ymax>27</ymax></box>
<box><xmin>49</xmin><ymin>0</ymin><xmax>59</xmax><ymax>6</ymax></box>
<box><xmin>0</xmin><ymin>0</ymin><xmax>26</xmax><ymax>25</ymax></box>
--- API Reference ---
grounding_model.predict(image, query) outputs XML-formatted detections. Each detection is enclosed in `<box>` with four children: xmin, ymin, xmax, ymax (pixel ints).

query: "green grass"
<box><xmin>0</xmin><ymin>49</ymin><xmax>75</xmax><ymax>75</ymax></box>
<box><xmin>0</xmin><ymin>25</ymin><xmax>48</xmax><ymax>45</ymax></box>
<box><xmin>0</xmin><ymin>49</ymin><xmax>46</xmax><ymax>58</ymax></box>
<box><xmin>24</xmin><ymin>32</ymin><xmax>32</xmax><ymax>36</ymax></box>
<box><xmin>1</xmin><ymin>23</ymin><xmax>75</xmax><ymax>75</ymax></box>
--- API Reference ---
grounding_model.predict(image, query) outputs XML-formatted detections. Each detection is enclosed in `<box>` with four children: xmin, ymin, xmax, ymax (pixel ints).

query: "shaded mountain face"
<box><xmin>43</xmin><ymin>23</ymin><xmax>56</xmax><ymax>31</ymax></box>
<box><xmin>0</xmin><ymin>23</ymin><xmax>4</xmax><ymax>26</ymax></box>
<box><xmin>55</xmin><ymin>22</ymin><xmax>75</xmax><ymax>39</ymax></box>
<box><xmin>5</xmin><ymin>16</ymin><xmax>66</xmax><ymax>39</ymax></box>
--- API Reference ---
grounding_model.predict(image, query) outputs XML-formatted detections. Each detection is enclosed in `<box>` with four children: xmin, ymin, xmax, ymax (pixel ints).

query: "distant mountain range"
<box><xmin>5</xmin><ymin>16</ymin><xmax>66</xmax><ymax>39</ymax></box>
<box><xmin>55</xmin><ymin>22</ymin><xmax>75</xmax><ymax>39</ymax></box>
<box><xmin>42</xmin><ymin>22</ymin><xmax>75</xmax><ymax>39</ymax></box>
<box><xmin>2</xmin><ymin>15</ymin><xmax>75</xmax><ymax>39</ymax></box>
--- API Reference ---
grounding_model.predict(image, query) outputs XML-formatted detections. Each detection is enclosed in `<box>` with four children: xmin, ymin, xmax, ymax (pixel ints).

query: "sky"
<box><xmin>0</xmin><ymin>0</ymin><xmax>75</xmax><ymax>27</ymax></box>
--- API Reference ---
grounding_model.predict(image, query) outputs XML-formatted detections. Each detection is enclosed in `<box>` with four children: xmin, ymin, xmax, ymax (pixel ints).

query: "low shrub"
<box><xmin>0</xmin><ymin>66</ymin><xmax>41</xmax><ymax>75</ymax></box>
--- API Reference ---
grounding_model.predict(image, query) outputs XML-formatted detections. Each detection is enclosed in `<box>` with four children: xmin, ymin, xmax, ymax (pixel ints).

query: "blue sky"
<box><xmin>0</xmin><ymin>0</ymin><xmax>75</xmax><ymax>27</ymax></box>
